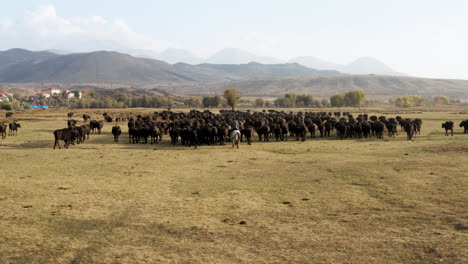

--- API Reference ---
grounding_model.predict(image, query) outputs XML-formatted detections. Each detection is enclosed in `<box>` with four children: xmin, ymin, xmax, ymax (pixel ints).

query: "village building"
<box><xmin>0</xmin><ymin>92</ymin><xmax>11</xmax><ymax>102</ymax></box>
<box><xmin>41</xmin><ymin>88</ymin><xmax>61</xmax><ymax>95</ymax></box>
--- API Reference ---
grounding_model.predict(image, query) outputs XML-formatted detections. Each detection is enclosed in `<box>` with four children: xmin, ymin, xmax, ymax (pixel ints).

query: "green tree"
<box><xmin>224</xmin><ymin>89</ymin><xmax>241</xmax><ymax>110</ymax></box>
<box><xmin>321</xmin><ymin>98</ymin><xmax>329</xmax><ymax>107</ymax></box>
<box><xmin>274</xmin><ymin>97</ymin><xmax>294</xmax><ymax>107</ymax></box>
<box><xmin>296</xmin><ymin>94</ymin><xmax>314</xmax><ymax>107</ymax></box>
<box><xmin>202</xmin><ymin>96</ymin><xmax>217</xmax><ymax>108</ymax></box>
<box><xmin>344</xmin><ymin>90</ymin><xmax>366</xmax><ymax>107</ymax></box>
<box><xmin>0</xmin><ymin>101</ymin><xmax>12</xmax><ymax>110</ymax></box>
<box><xmin>213</xmin><ymin>95</ymin><xmax>224</xmax><ymax>107</ymax></box>
<box><xmin>10</xmin><ymin>100</ymin><xmax>21</xmax><ymax>109</ymax></box>
<box><xmin>253</xmin><ymin>98</ymin><xmax>265</xmax><ymax>107</ymax></box>
<box><xmin>433</xmin><ymin>95</ymin><xmax>449</xmax><ymax>105</ymax></box>
<box><xmin>284</xmin><ymin>93</ymin><xmax>297</xmax><ymax>107</ymax></box>
<box><xmin>330</xmin><ymin>93</ymin><xmax>345</xmax><ymax>107</ymax></box>
<box><xmin>394</xmin><ymin>96</ymin><xmax>428</xmax><ymax>107</ymax></box>
<box><xmin>184</xmin><ymin>97</ymin><xmax>202</xmax><ymax>107</ymax></box>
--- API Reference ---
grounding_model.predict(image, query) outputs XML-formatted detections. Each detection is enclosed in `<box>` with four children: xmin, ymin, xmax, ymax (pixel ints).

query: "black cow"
<box><xmin>80</xmin><ymin>124</ymin><xmax>91</xmax><ymax>142</ymax></box>
<box><xmin>83</xmin><ymin>114</ymin><xmax>91</xmax><ymax>122</ymax></box>
<box><xmin>67</xmin><ymin>112</ymin><xmax>74</xmax><ymax>118</ymax></box>
<box><xmin>53</xmin><ymin>128</ymin><xmax>72</xmax><ymax>149</ymax></box>
<box><xmin>112</xmin><ymin>126</ymin><xmax>122</xmax><ymax>142</ymax></box>
<box><xmin>404</xmin><ymin>121</ymin><xmax>415</xmax><ymax>140</ymax></box>
<box><xmin>373</xmin><ymin>121</ymin><xmax>384</xmax><ymax>139</ymax></box>
<box><xmin>90</xmin><ymin>120</ymin><xmax>103</xmax><ymax>134</ymax></box>
<box><xmin>241</xmin><ymin>126</ymin><xmax>253</xmax><ymax>145</ymax></box>
<box><xmin>5</xmin><ymin>112</ymin><xmax>13</xmax><ymax>118</ymax></box>
<box><xmin>459</xmin><ymin>120</ymin><xmax>468</xmax><ymax>134</ymax></box>
<box><xmin>0</xmin><ymin>123</ymin><xmax>7</xmax><ymax>138</ymax></box>
<box><xmin>8</xmin><ymin>122</ymin><xmax>20</xmax><ymax>136</ymax></box>
<box><xmin>442</xmin><ymin>121</ymin><xmax>454</xmax><ymax>136</ymax></box>
<box><xmin>67</xmin><ymin>119</ymin><xmax>77</xmax><ymax>127</ymax></box>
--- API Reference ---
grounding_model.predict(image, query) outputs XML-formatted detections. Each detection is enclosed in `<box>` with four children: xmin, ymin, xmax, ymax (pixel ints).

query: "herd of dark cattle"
<box><xmin>1</xmin><ymin>111</ymin><xmax>467</xmax><ymax>148</ymax></box>
<box><xmin>46</xmin><ymin>110</ymin><xmax>468</xmax><ymax>149</ymax></box>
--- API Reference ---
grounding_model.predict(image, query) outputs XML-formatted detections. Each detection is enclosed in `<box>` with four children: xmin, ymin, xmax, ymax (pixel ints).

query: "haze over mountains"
<box><xmin>45</xmin><ymin>47</ymin><xmax>403</xmax><ymax>76</ymax></box>
<box><xmin>1</xmin><ymin>48</ymin><xmax>467</xmax><ymax>97</ymax></box>
<box><xmin>0</xmin><ymin>49</ymin><xmax>339</xmax><ymax>84</ymax></box>
<box><xmin>123</xmin><ymin>48</ymin><xmax>403</xmax><ymax>76</ymax></box>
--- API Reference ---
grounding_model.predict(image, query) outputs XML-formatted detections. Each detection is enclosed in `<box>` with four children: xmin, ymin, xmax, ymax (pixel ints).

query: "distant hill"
<box><xmin>156</xmin><ymin>48</ymin><xmax>205</xmax><ymax>65</ymax></box>
<box><xmin>288</xmin><ymin>56</ymin><xmax>342</xmax><ymax>71</ymax></box>
<box><xmin>0</xmin><ymin>51</ymin><xmax>194</xmax><ymax>84</ymax></box>
<box><xmin>289</xmin><ymin>56</ymin><xmax>404</xmax><ymax>76</ymax></box>
<box><xmin>0</xmin><ymin>48</ymin><xmax>58</xmax><ymax>70</ymax></box>
<box><xmin>0</xmin><ymin>49</ymin><xmax>342</xmax><ymax>84</ymax></box>
<box><xmin>197</xmin><ymin>62</ymin><xmax>340</xmax><ymax>79</ymax></box>
<box><xmin>341</xmin><ymin>57</ymin><xmax>403</xmax><ymax>76</ymax></box>
<box><xmin>166</xmin><ymin>75</ymin><xmax>468</xmax><ymax>97</ymax></box>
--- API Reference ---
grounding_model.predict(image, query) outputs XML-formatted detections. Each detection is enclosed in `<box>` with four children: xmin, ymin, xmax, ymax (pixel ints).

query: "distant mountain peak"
<box><xmin>156</xmin><ymin>48</ymin><xmax>204</xmax><ymax>65</ymax></box>
<box><xmin>207</xmin><ymin>48</ymin><xmax>284</xmax><ymax>64</ymax></box>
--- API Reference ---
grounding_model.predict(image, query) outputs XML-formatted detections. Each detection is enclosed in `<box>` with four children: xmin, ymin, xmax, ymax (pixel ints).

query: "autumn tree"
<box><xmin>253</xmin><ymin>98</ymin><xmax>264</xmax><ymax>107</ymax></box>
<box><xmin>344</xmin><ymin>90</ymin><xmax>366</xmax><ymax>107</ymax></box>
<box><xmin>330</xmin><ymin>93</ymin><xmax>345</xmax><ymax>107</ymax></box>
<box><xmin>433</xmin><ymin>95</ymin><xmax>449</xmax><ymax>105</ymax></box>
<box><xmin>224</xmin><ymin>89</ymin><xmax>241</xmax><ymax>110</ymax></box>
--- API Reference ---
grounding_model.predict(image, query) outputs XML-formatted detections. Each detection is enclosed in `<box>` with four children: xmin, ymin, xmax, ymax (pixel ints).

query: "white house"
<box><xmin>41</xmin><ymin>88</ymin><xmax>61</xmax><ymax>95</ymax></box>
<box><xmin>0</xmin><ymin>92</ymin><xmax>11</xmax><ymax>102</ymax></box>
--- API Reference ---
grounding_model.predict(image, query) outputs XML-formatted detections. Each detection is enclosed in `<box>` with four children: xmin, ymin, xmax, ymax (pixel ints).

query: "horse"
<box><xmin>230</xmin><ymin>130</ymin><xmax>241</xmax><ymax>149</ymax></box>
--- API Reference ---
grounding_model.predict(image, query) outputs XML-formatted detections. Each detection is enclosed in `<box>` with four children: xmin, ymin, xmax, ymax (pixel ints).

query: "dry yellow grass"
<box><xmin>0</xmin><ymin>107</ymin><xmax>467</xmax><ymax>264</ymax></box>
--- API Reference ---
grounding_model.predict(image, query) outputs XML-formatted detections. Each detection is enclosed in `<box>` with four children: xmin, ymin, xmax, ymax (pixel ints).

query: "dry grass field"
<box><xmin>0</xmin><ymin>107</ymin><xmax>467</xmax><ymax>264</ymax></box>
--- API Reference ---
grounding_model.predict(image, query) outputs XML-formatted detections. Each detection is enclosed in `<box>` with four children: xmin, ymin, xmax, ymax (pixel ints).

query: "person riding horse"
<box><xmin>230</xmin><ymin>119</ymin><xmax>239</xmax><ymax>133</ymax></box>
<box><xmin>229</xmin><ymin>119</ymin><xmax>241</xmax><ymax>148</ymax></box>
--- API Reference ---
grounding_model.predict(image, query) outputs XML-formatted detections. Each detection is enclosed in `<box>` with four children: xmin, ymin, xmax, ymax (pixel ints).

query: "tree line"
<box><xmin>0</xmin><ymin>87</ymin><xmax>457</xmax><ymax>110</ymax></box>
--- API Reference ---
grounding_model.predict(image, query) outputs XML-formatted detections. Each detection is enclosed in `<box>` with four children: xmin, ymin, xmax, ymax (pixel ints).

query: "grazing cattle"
<box><xmin>442</xmin><ymin>121</ymin><xmax>454</xmax><ymax>136</ymax></box>
<box><xmin>69</xmin><ymin>126</ymin><xmax>82</xmax><ymax>145</ymax></box>
<box><xmin>404</xmin><ymin>121</ymin><xmax>415</xmax><ymax>140</ymax></box>
<box><xmin>256</xmin><ymin>125</ymin><xmax>270</xmax><ymax>142</ymax></box>
<box><xmin>53</xmin><ymin>128</ymin><xmax>72</xmax><ymax>149</ymax></box>
<box><xmin>169</xmin><ymin>127</ymin><xmax>179</xmax><ymax>145</ymax></box>
<box><xmin>459</xmin><ymin>120</ymin><xmax>468</xmax><ymax>134</ymax></box>
<box><xmin>5</xmin><ymin>112</ymin><xmax>13</xmax><ymax>118</ymax></box>
<box><xmin>112</xmin><ymin>126</ymin><xmax>122</xmax><ymax>142</ymax></box>
<box><xmin>241</xmin><ymin>126</ymin><xmax>253</xmax><ymax>145</ymax></box>
<box><xmin>106</xmin><ymin>110</ymin><xmax>423</xmax><ymax>147</ymax></box>
<box><xmin>105</xmin><ymin>116</ymin><xmax>113</xmax><ymax>122</ymax></box>
<box><xmin>412</xmin><ymin>119</ymin><xmax>422</xmax><ymax>134</ymax></box>
<box><xmin>335</xmin><ymin>122</ymin><xmax>347</xmax><ymax>139</ymax></box>
<box><xmin>8</xmin><ymin>122</ymin><xmax>20</xmax><ymax>136</ymax></box>
<box><xmin>83</xmin><ymin>114</ymin><xmax>91</xmax><ymax>122</ymax></box>
<box><xmin>90</xmin><ymin>120</ymin><xmax>104</xmax><ymax>134</ymax></box>
<box><xmin>385</xmin><ymin>121</ymin><xmax>397</xmax><ymax>137</ymax></box>
<box><xmin>80</xmin><ymin>124</ymin><xmax>91</xmax><ymax>142</ymax></box>
<box><xmin>67</xmin><ymin>112</ymin><xmax>74</xmax><ymax>118</ymax></box>
<box><xmin>217</xmin><ymin>126</ymin><xmax>228</xmax><ymax>145</ymax></box>
<box><xmin>361</xmin><ymin>122</ymin><xmax>371</xmax><ymax>138</ymax></box>
<box><xmin>67</xmin><ymin>119</ymin><xmax>77</xmax><ymax>127</ymax></box>
<box><xmin>0</xmin><ymin>123</ymin><xmax>7</xmax><ymax>138</ymax></box>
<box><xmin>373</xmin><ymin>121</ymin><xmax>384</xmax><ymax>139</ymax></box>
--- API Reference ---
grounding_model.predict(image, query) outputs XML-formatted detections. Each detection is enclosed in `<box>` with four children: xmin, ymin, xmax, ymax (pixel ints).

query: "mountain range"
<box><xmin>1</xmin><ymin>48</ymin><xmax>467</xmax><ymax>97</ymax></box>
<box><xmin>0</xmin><ymin>49</ymin><xmax>340</xmax><ymax>84</ymax></box>
<box><xmin>45</xmin><ymin>47</ymin><xmax>403</xmax><ymax>76</ymax></box>
<box><xmin>120</xmin><ymin>48</ymin><xmax>403</xmax><ymax>76</ymax></box>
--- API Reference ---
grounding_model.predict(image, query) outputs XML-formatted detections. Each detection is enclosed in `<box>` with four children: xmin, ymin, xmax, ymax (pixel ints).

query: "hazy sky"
<box><xmin>1</xmin><ymin>0</ymin><xmax>467</xmax><ymax>79</ymax></box>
